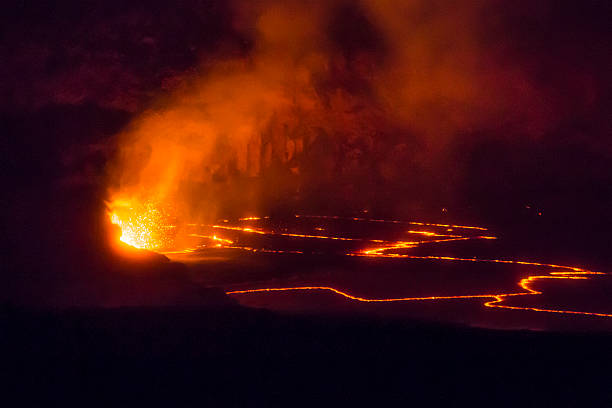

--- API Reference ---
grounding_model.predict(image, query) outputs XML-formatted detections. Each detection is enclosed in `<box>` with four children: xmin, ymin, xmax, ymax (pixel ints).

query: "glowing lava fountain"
<box><xmin>107</xmin><ymin>199</ymin><xmax>178</xmax><ymax>250</ymax></box>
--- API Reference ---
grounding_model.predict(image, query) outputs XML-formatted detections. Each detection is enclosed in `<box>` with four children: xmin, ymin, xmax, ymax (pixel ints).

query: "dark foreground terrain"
<box><xmin>2</xmin><ymin>304</ymin><xmax>611</xmax><ymax>407</ymax></box>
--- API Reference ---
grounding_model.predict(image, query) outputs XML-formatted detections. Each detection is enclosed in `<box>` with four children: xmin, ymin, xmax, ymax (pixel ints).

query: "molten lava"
<box><xmin>106</xmin><ymin>210</ymin><xmax>612</xmax><ymax>319</ymax></box>
<box><xmin>108</xmin><ymin>199</ymin><xmax>177</xmax><ymax>250</ymax></box>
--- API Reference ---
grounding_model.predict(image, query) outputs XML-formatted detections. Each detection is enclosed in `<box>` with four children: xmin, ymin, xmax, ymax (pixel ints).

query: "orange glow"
<box><xmin>295</xmin><ymin>214</ymin><xmax>489</xmax><ymax>230</ymax></box>
<box><xmin>212</xmin><ymin>225</ymin><xmax>360</xmax><ymax>241</ymax></box>
<box><xmin>227</xmin><ymin>286</ymin><xmax>495</xmax><ymax>302</ymax></box>
<box><xmin>188</xmin><ymin>234</ymin><xmax>234</xmax><ymax>246</ymax></box>
<box><xmin>228</xmin><ymin>262</ymin><xmax>612</xmax><ymax>318</ymax></box>
<box><xmin>220</xmin><ymin>215</ymin><xmax>611</xmax><ymax>319</ymax></box>
<box><xmin>107</xmin><ymin>199</ymin><xmax>177</xmax><ymax>250</ymax></box>
<box><xmin>107</xmin><ymin>208</ymin><xmax>610</xmax><ymax>319</ymax></box>
<box><xmin>406</xmin><ymin>230</ymin><xmax>461</xmax><ymax>237</ymax></box>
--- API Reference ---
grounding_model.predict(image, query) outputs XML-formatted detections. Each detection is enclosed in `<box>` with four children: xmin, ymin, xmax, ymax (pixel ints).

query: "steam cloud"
<box><xmin>107</xmin><ymin>0</ymin><xmax>602</xmax><ymax>224</ymax></box>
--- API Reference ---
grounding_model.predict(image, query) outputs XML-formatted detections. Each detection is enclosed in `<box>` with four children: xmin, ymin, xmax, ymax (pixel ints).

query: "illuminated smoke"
<box><xmin>106</xmin><ymin>0</ymin><xmax>570</xmax><ymax>247</ymax></box>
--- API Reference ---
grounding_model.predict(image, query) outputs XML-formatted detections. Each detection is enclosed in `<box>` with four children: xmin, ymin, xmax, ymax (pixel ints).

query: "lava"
<box><xmin>107</xmin><ymin>199</ymin><xmax>177</xmax><ymax>250</ymax></box>
<box><xmin>215</xmin><ymin>216</ymin><xmax>611</xmax><ymax>318</ymax></box>
<box><xmin>212</xmin><ymin>224</ymin><xmax>366</xmax><ymax>241</ymax></box>
<box><xmin>107</xmin><ymin>207</ymin><xmax>611</xmax><ymax>319</ymax></box>
<box><xmin>227</xmin><ymin>260</ymin><xmax>611</xmax><ymax>318</ymax></box>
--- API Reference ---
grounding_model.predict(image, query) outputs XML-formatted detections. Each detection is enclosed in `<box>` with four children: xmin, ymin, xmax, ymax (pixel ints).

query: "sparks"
<box><xmin>107</xmin><ymin>199</ymin><xmax>177</xmax><ymax>250</ymax></box>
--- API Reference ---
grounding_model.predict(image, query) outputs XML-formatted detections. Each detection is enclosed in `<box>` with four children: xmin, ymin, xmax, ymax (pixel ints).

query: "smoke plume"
<box><xmin>107</xmin><ymin>0</ymin><xmax>605</xmax><ymax>232</ymax></box>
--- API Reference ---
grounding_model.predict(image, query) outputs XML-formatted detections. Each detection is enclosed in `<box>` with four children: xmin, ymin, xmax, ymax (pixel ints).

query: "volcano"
<box><xmin>3</xmin><ymin>0</ymin><xmax>612</xmax><ymax>406</ymax></box>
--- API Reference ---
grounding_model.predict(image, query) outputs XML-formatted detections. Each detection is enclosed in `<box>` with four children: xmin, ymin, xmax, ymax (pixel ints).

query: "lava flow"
<box><xmin>108</xmin><ymin>206</ymin><xmax>612</xmax><ymax>319</ymax></box>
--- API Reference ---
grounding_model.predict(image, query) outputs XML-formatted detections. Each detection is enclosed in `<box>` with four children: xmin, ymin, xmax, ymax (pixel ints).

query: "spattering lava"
<box><xmin>108</xmin><ymin>200</ymin><xmax>177</xmax><ymax>250</ymax></box>
<box><xmin>108</xmin><ymin>207</ymin><xmax>612</xmax><ymax>319</ymax></box>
